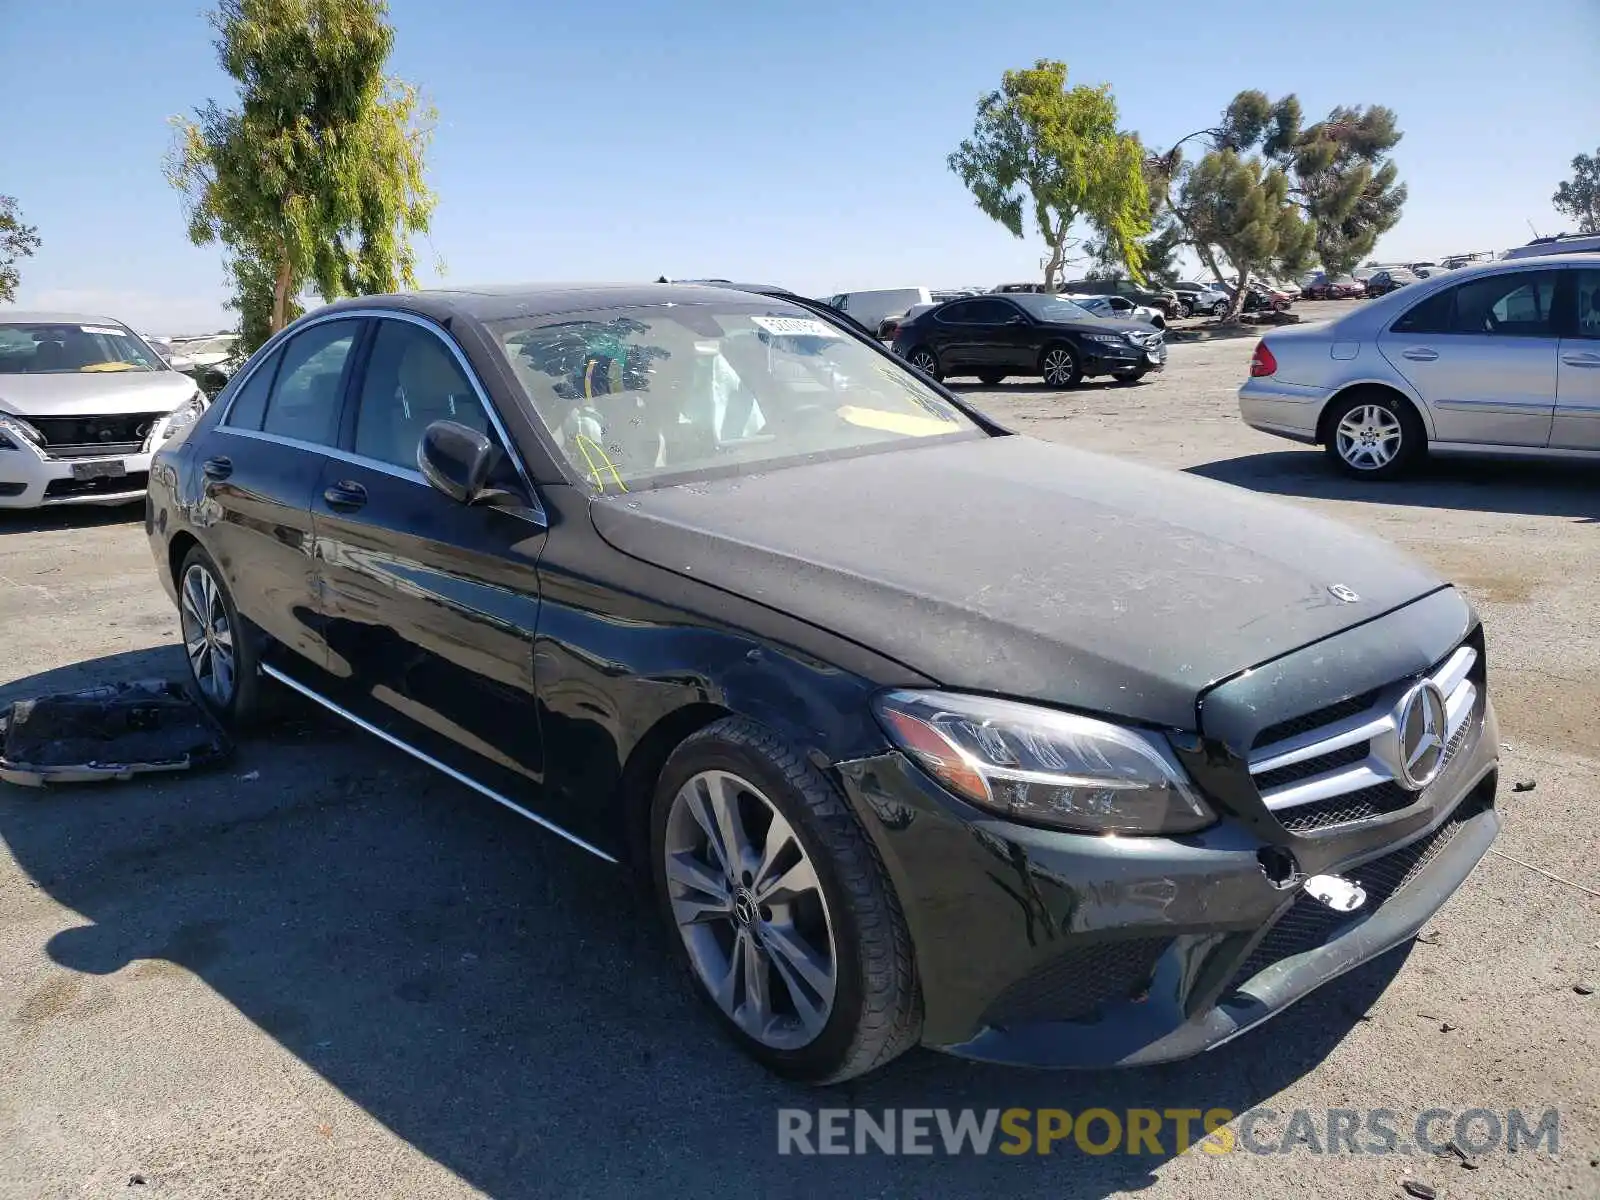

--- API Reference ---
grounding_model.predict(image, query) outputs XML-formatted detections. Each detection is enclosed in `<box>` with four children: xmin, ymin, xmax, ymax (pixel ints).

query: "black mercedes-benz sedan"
<box><xmin>890</xmin><ymin>292</ymin><xmax>1166</xmax><ymax>386</ymax></box>
<box><xmin>145</xmin><ymin>283</ymin><xmax>1498</xmax><ymax>1083</ymax></box>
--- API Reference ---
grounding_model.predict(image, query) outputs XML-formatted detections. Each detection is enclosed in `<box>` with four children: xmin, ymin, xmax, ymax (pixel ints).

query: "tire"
<box><xmin>904</xmin><ymin>346</ymin><xmax>942</xmax><ymax>382</ymax></box>
<box><xmin>1039</xmin><ymin>342</ymin><xmax>1082</xmax><ymax>389</ymax></box>
<box><xmin>976</xmin><ymin>370</ymin><xmax>1006</xmax><ymax>386</ymax></box>
<box><xmin>177</xmin><ymin>544</ymin><xmax>267</xmax><ymax>727</ymax></box>
<box><xmin>1322</xmin><ymin>390</ymin><xmax>1426</xmax><ymax>480</ymax></box>
<box><xmin>1211</xmin><ymin>300</ymin><xmax>1228</xmax><ymax>316</ymax></box>
<box><xmin>1111</xmin><ymin>366</ymin><xmax>1149</xmax><ymax>384</ymax></box>
<box><xmin>650</xmin><ymin>716</ymin><xmax>921</xmax><ymax>1084</ymax></box>
<box><xmin>1177</xmin><ymin>302</ymin><xmax>1193</xmax><ymax>319</ymax></box>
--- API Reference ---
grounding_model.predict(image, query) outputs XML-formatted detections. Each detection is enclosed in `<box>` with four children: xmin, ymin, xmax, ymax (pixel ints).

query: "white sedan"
<box><xmin>1062</xmin><ymin>293</ymin><xmax>1167</xmax><ymax>329</ymax></box>
<box><xmin>0</xmin><ymin>313</ymin><xmax>207</xmax><ymax>508</ymax></box>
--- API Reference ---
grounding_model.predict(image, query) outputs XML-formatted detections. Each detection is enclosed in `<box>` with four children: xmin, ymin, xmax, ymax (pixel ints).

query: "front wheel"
<box><xmin>1323</xmin><ymin>392</ymin><xmax>1425</xmax><ymax>479</ymax></box>
<box><xmin>904</xmin><ymin>347</ymin><xmax>942</xmax><ymax>381</ymax></box>
<box><xmin>1040</xmin><ymin>344</ymin><xmax>1082</xmax><ymax>389</ymax></box>
<box><xmin>976</xmin><ymin>370</ymin><xmax>1006</xmax><ymax>386</ymax></box>
<box><xmin>651</xmin><ymin>718</ymin><xmax>921</xmax><ymax>1084</ymax></box>
<box><xmin>178</xmin><ymin>545</ymin><xmax>267</xmax><ymax>726</ymax></box>
<box><xmin>1211</xmin><ymin>300</ymin><xmax>1228</xmax><ymax>316</ymax></box>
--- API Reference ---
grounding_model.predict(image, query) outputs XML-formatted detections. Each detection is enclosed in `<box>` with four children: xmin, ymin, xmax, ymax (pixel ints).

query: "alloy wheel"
<box><xmin>664</xmin><ymin>769</ymin><xmax>838</xmax><ymax>1050</ymax></box>
<box><xmin>1335</xmin><ymin>404</ymin><xmax>1404</xmax><ymax>470</ymax></box>
<box><xmin>180</xmin><ymin>562</ymin><xmax>236</xmax><ymax>706</ymax></box>
<box><xmin>907</xmin><ymin>348</ymin><xmax>938</xmax><ymax>377</ymax></box>
<box><xmin>1041</xmin><ymin>347</ymin><xmax>1078</xmax><ymax>387</ymax></box>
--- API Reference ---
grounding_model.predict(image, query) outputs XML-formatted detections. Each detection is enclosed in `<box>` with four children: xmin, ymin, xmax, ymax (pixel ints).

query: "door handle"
<box><xmin>323</xmin><ymin>481</ymin><xmax>368</xmax><ymax>511</ymax></box>
<box><xmin>1400</xmin><ymin>347</ymin><xmax>1439</xmax><ymax>362</ymax></box>
<box><xmin>202</xmin><ymin>455</ymin><xmax>232</xmax><ymax>481</ymax></box>
<box><xmin>1561</xmin><ymin>352</ymin><xmax>1600</xmax><ymax>367</ymax></box>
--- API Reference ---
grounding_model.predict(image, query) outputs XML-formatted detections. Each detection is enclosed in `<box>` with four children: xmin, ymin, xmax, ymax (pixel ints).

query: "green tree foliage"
<box><xmin>1220</xmin><ymin>91</ymin><xmax>1406</xmax><ymax>276</ymax></box>
<box><xmin>1180</xmin><ymin>149</ymin><xmax>1315</xmax><ymax>319</ymax></box>
<box><xmin>948</xmin><ymin>60</ymin><xmax>1150</xmax><ymax>291</ymax></box>
<box><xmin>1085</xmin><ymin>220</ymin><xmax>1183</xmax><ymax>285</ymax></box>
<box><xmin>167</xmin><ymin>0</ymin><xmax>437</xmax><ymax>351</ymax></box>
<box><xmin>1147</xmin><ymin>91</ymin><xmax>1406</xmax><ymax>284</ymax></box>
<box><xmin>0</xmin><ymin>196</ymin><xmax>42</xmax><ymax>304</ymax></box>
<box><xmin>1553</xmin><ymin>148</ymin><xmax>1600</xmax><ymax>234</ymax></box>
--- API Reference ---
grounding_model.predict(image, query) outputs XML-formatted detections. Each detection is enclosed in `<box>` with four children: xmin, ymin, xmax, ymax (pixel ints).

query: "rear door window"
<box><xmin>259</xmin><ymin>320</ymin><xmax>362</xmax><ymax>446</ymax></box>
<box><xmin>965</xmin><ymin>300</ymin><xmax>1014</xmax><ymax>325</ymax></box>
<box><xmin>1392</xmin><ymin>271</ymin><xmax>1560</xmax><ymax>338</ymax></box>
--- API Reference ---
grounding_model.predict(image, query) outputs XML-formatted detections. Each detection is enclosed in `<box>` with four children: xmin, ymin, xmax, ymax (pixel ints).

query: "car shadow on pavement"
<box><xmin>2</xmin><ymin>648</ymin><xmax>1408</xmax><ymax>1198</ymax></box>
<box><xmin>0</xmin><ymin>502</ymin><xmax>144</xmax><ymax>536</ymax></box>
<box><xmin>1189</xmin><ymin>451</ymin><xmax>1600</xmax><ymax>522</ymax></box>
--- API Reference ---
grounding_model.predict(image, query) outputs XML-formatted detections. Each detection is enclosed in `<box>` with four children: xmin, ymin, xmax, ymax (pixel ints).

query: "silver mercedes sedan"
<box><xmin>1239</xmin><ymin>253</ymin><xmax>1600</xmax><ymax>477</ymax></box>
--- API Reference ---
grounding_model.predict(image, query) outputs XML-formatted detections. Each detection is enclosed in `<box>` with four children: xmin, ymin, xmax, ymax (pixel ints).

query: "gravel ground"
<box><xmin>2</xmin><ymin>305</ymin><xmax>1596</xmax><ymax>1199</ymax></box>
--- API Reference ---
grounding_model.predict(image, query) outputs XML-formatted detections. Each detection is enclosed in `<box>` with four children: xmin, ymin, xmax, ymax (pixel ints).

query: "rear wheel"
<box><xmin>1323</xmin><ymin>391</ymin><xmax>1425</xmax><ymax>479</ymax></box>
<box><xmin>905</xmin><ymin>346</ymin><xmax>942</xmax><ymax>381</ymax></box>
<box><xmin>651</xmin><ymin>717</ymin><xmax>921</xmax><ymax>1084</ymax></box>
<box><xmin>178</xmin><ymin>545</ymin><xmax>266</xmax><ymax>726</ymax></box>
<box><xmin>976</xmin><ymin>370</ymin><xmax>1006</xmax><ymax>386</ymax></box>
<box><xmin>1039</xmin><ymin>343</ymin><xmax>1082</xmax><ymax>389</ymax></box>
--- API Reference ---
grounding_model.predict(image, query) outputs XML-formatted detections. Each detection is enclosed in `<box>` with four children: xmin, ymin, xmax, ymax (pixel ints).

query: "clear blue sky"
<box><xmin>7</xmin><ymin>0</ymin><xmax>1597</xmax><ymax>333</ymax></box>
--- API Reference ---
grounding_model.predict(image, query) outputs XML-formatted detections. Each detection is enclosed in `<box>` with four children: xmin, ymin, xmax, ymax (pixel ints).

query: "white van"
<box><xmin>824</xmin><ymin>288</ymin><xmax>934</xmax><ymax>337</ymax></box>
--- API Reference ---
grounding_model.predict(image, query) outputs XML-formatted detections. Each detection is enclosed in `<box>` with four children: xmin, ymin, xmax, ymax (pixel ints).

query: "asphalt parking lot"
<box><xmin>2</xmin><ymin>305</ymin><xmax>1597</xmax><ymax>1199</ymax></box>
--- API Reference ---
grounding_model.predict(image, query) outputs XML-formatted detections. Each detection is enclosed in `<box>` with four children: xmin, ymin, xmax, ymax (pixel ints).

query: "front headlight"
<box><xmin>151</xmin><ymin>392</ymin><xmax>207</xmax><ymax>445</ymax></box>
<box><xmin>1083</xmin><ymin>332</ymin><xmax>1127</xmax><ymax>346</ymax></box>
<box><xmin>873</xmin><ymin>691</ymin><xmax>1215</xmax><ymax>835</ymax></box>
<box><xmin>0</xmin><ymin>414</ymin><xmax>44</xmax><ymax>453</ymax></box>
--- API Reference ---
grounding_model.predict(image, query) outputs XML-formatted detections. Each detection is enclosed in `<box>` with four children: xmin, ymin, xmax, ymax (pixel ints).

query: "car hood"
<box><xmin>590</xmin><ymin>436</ymin><xmax>1444</xmax><ymax>730</ymax></box>
<box><xmin>0</xmin><ymin>371</ymin><xmax>195</xmax><ymax>417</ymax></box>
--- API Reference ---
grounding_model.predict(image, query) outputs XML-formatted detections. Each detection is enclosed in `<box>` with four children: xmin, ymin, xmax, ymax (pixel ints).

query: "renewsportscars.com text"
<box><xmin>776</xmin><ymin>1107</ymin><xmax>1561</xmax><ymax>1157</ymax></box>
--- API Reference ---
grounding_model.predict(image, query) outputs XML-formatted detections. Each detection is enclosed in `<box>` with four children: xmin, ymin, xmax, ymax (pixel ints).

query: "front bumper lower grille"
<box><xmin>1226</xmin><ymin>791</ymin><xmax>1486</xmax><ymax>994</ymax></box>
<box><xmin>983</xmin><ymin>937</ymin><xmax>1170</xmax><ymax>1026</ymax></box>
<box><xmin>1246</xmin><ymin>644</ymin><xmax>1481</xmax><ymax>830</ymax></box>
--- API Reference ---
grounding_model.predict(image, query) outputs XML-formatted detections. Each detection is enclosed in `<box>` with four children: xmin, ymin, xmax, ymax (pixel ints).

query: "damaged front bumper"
<box><xmin>834</xmin><ymin>697</ymin><xmax>1498</xmax><ymax>1069</ymax></box>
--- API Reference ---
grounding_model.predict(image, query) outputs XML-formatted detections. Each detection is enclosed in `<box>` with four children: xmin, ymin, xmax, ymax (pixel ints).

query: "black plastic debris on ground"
<box><xmin>0</xmin><ymin>680</ymin><xmax>232</xmax><ymax>787</ymax></box>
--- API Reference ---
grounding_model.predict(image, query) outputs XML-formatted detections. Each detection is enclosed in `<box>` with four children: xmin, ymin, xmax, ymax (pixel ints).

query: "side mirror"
<box><xmin>419</xmin><ymin>420</ymin><xmax>495</xmax><ymax>504</ymax></box>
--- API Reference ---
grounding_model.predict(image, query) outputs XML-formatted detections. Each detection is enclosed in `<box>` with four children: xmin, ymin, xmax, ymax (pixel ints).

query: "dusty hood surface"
<box><xmin>591</xmin><ymin>435</ymin><xmax>1445</xmax><ymax>729</ymax></box>
<box><xmin>0</xmin><ymin>370</ymin><xmax>196</xmax><ymax>417</ymax></box>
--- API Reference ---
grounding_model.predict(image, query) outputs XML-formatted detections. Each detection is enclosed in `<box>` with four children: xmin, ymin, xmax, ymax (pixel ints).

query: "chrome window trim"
<box><xmin>218</xmin><ymin>308</ymin><xmax>545</xmax><ymax>519</ymax></box>
<box><xmin>217</xmin><ymin>426</ymin><xmax>428</xmax><ymax>485</ymax></box>
<box><xmin>260</xmin><ymin>663</ymin><xmax>616</xmax><ymax>864</ymax></box>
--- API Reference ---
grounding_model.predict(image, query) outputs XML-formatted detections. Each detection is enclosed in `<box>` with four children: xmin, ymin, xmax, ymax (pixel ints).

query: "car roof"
<box><xmin>314</xmin><ymin>282</ymin><xmax>809</xmax><ymax>325</ymax></box>
<box><xmin>0</xmin><ymin>311</ymin><xmax>128</xmax><ymax>325</ymax></box>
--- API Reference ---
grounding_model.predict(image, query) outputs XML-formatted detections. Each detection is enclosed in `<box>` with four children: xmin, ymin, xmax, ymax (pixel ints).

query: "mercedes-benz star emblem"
<box><xmin>1395</xmin><ymin>680</ymin><xmax>1447</xmax><ymax>789</ymax></box>
<box><xmin>1328</xmin><ymin>584</ymin><xmax>1361</xmax><ymax>603</ymax></box>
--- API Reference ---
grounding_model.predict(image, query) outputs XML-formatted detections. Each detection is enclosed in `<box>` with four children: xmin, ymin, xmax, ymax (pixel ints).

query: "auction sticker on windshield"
<box><xmin>750</xmin><ymin>316</ymin><xmax>842</xmax><ymax>339</ymax></box>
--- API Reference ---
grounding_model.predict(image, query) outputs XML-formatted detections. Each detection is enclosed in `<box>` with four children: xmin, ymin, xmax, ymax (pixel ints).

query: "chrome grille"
<box><xmin>1247</xmin><ymin>646</ymin><xmax>1479</xmax><ymax>828</ymax></box>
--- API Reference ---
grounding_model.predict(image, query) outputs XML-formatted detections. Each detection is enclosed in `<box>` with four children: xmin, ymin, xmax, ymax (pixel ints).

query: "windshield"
<box><xmin>492</xmin><ymin>302</ymin><xmax>979</xmax><ymax>491</ymax></box>
<box><xmin>1007</xmin><ymin>294</ymin><xmax>1099</xmax><ymax>322</ymax></box>
<box><xmin>0</xmin><ymin>322</ymin><xmax>163</xmax><ymax>374</ymax></box>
